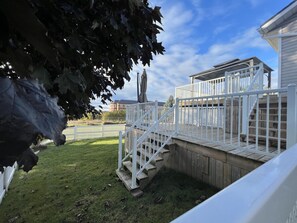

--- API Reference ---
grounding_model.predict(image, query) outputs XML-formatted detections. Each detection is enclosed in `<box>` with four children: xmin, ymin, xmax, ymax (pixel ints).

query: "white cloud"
<box><xmin>109</xmin><ymin>27</ymin><xmax>271</xmax><ymax>103</ymax></box>
<box><xmin>247</xmin><ymin>0</ymin><xmax>262</xmax><ymax>7</ymax></box>
<box><xmin>213</xmin><ymin>24</ymin><xmax>232</xmax><ymax>35</ymax></box>
<box><xmin>91</xmin><ymin>1</ymin><xmax>278</xmax><ymax>109</ymax></box>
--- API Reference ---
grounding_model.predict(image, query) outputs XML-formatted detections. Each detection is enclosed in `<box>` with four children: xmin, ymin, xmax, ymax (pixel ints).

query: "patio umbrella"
<box><xmin>137</xmin><ymin>69</ymin><xmax>148</xmax><ymax>103</ymax></box>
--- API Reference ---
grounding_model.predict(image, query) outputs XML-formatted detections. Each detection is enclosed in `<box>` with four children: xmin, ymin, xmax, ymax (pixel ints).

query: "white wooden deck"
<box><xmin>170</xmin><ymin>125</ymin><xmax>282</xmax><ymax>163</ymax></box>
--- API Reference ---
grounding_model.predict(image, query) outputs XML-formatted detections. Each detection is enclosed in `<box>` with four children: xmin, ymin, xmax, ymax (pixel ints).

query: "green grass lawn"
<box><xmin>0</xmin><ymin>138</ymin><xmax>218</xmax><ymax>223</ymax></box>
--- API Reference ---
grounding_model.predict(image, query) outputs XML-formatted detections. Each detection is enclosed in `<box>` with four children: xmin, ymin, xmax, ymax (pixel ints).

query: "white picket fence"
<box><xmin>63</xmin><ymin>124</ymin><xmax>125</xmax><ymax>141</ymax></box>
<box><xmin>0</xmin><ymin>163</ymin><xmax>17</xmax><ymax>205</ymax></box>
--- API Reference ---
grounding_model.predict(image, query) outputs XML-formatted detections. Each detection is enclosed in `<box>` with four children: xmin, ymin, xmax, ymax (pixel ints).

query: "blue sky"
<box><xmin>93</xmin><ymin>0</ymin><xmax>293</xmax><ymax>109</ymax></box>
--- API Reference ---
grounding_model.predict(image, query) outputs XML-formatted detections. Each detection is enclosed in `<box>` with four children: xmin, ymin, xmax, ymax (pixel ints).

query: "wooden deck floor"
<box><xmin>170</xmin><ymin>125</ymin><xmax>283</xmax><ymax>163</ymax></box>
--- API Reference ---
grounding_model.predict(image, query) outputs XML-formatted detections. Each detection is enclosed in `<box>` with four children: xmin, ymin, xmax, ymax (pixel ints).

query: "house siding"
<box><xmin>281</xmin><ymin>36</ymin><xmax>297</xmax><ymax>88</ymax></box>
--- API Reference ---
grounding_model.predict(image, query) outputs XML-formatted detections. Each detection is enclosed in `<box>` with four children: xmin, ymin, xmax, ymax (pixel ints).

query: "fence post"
<box><xmin>131</xmin><ymin>133</ymin><xmax>137</xmax><ymax>189</ymax></box>
<box><xmin>118</xmin><ymin>131</ymin><xmax>123</xmax><ymax>170</ymax></box>
<box><xmin>73</xmin><ymin>126</ymin><xmax>77</xmax><ymax>141</ymax></box>
<box><xmin>102</xmin><ymin>125</ymin><xmax>104</xmax><ymax>138</ymax></box>
<box><xmin>175</xmin><ymin>98</ymin><xmax>180</xmax><ymax>135</ymax></box>
<box><xmin>287</xmin><ymin>84</ymin><xmax>297</xmax><ymax>148</ymax></box>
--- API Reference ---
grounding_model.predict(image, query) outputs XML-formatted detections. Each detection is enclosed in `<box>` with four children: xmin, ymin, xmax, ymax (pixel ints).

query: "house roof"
<box><xmin>259</xmin><ymin>1</ymin><xmax>297</xmax><ymax>34</ymax></box>
<box><xmin>258</xmin><ymin>1</ymin><xmax>297</xmax><ymax>50</ymax></box>
<box><xmin>190</xmin><ymin>57</ymin><xmax>273</xmax><ymax>81</ymax></box>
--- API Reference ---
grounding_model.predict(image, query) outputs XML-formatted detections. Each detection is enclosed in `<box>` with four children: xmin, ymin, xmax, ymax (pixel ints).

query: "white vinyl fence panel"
<box><xmin>63</xmin><ymin>124</ymin><xmax>125</xmax><ymax>141</ymax></box>
<box><xmin>0</xmin><ymin>162</ymin><xmax>17</xmax><ymax>205</ymax></box>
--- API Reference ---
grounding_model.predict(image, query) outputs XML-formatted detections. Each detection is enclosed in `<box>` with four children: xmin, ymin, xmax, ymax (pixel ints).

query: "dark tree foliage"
<box><xmin>0</xmin><ymin>0</ymin><xmax>164</xmax><ymax>118</ymax></box>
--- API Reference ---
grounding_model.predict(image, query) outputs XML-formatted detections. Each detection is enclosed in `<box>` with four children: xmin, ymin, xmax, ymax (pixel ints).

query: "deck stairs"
<box><xmin>116</xmin><ymin>132</ymin><xmax>174</xmax><ymax>196</ymax></box>
<box><xmin>116</xmin><ymin>105</ymin><xmax>176</xmax><ymax>196</ymax></box>
<box><xmin>246</xmin><ymin>95</ymin><xmax>287</xmax><ymax>148</ymax></box>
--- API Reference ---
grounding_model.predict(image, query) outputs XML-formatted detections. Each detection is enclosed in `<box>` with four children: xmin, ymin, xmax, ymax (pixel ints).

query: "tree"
<box><xmin>164</xmin><ymin>95</ymin><xmax>175</xmax><ymax>108</ymax></box>
<box><xmin>0</xmin><ymin>0</ymin><xmax>164</xmax><ymax>118</ymax></box>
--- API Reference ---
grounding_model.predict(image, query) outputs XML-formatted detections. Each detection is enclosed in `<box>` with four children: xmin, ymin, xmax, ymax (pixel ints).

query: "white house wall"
<box><xmin>267</xmin><ymin>13</ymin><xmax>297</xmax><ymax>88</ymax></box>
<box><xmin>281</xmin><ymin>36</ymin><xmax>297</xmax><ymax>88</ymax></box>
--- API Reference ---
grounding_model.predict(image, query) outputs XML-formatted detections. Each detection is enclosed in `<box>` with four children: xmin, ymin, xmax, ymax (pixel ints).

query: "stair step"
<box><xmin>248</xmin><ymin>134</ymin><xmax>286</xmax><ymax>142</ymax></box>
<box><xmin>256</xmin><ymin>107</ymin><xmax>287</xmax><ymax>110</ymax></box>
<box><xmin>249</xmin><ymin>120</ymin><xmax>287</xmax><ymax>126</ymax></box>
<box><xmin>123</xmin><ymin>161</ymin><xmax>148</xmax><ymax>180</ymax></box>
<box><xmin>250</xmin><ymin>113</ymin><xmax>286</xmax><ymax>117</ymax></box>
<box><xmin>143</xmin><ymin>141</ymin><xmax>170</xmax><ymax>153</ymax></box>
<box><xmin>249</xmin><ymin>120</ymin><xmax>286</xmax><ymax>123</ymax></box>
<box><xmin>116</xmin><ymin>169</ymin><xmax>139</xmax><ymax>191</ymax></box>
<box><xmin>137</xmin><ymin>148</ymin><xmax>164</xmax><ymax>162</ymax></box>
<box><xmin>249</xmin><ymin>115</ymin><xmax>287</xmax><ymax>121</ymax></box>
<box><xmin>249</xmin><ymin>126</ymin><xmax>286</xmax><ymax>132</ymax></box>
<box><xmin>141</xmin><ymin>143</ymin><xmax>170</xmax><ymax>157</ymax></box>
<box><xmin>133</xmin><ymin>154</ymin><xmax>156</xmax><ymax>171</ymax></box>
<box><xmin>259</xmin><ymin>96</ymin><xmax>287</xmax><ymax>103</ymax></box>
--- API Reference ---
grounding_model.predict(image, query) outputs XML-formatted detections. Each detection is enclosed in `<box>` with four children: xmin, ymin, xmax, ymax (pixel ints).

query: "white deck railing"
<box><xmin>225</xmin><ymin>63</ymin><xmax>263</xmax><ymax>93</ymax></box>
<box><xmin>175</xmin><ymin>76</ymin><xmax>226</xmax><ymax>98</ymax></box>
<box><xmin>171</xmin><ymin>142</ymin><xmax>297</xmax><ymax>223</ymax></box>
<box><xmin>124</xmin><ymin>85</ymin><xmax>295</xmax><ymax>160</ymax></box>
<box><xmin>175</xmin><ymin>64</ymin><xmax>264</xmax><ymax>99</ymax></box>
<box><xmin>176</xmin><ymin>85</ymin><xmax>292</xmax><ymax>155</ymax></box>
<box><xmin>126</xmin><ymin>101</ymin><xmax>159</xmax><ymax>125</ymax></box>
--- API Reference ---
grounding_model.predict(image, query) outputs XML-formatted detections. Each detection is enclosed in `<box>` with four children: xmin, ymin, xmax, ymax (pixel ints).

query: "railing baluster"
<box><xmin>278</xmin><ymin>94</ymin><xmax>281</xmax><ymax>153</ymax></box>
<box><xmin>230</xmin><ymin>96</ymin><xmax>234</xmax><ymax>144</ymax></box>
<box><xmin>246</xmin><ymin>95</ymin><xmax>250</xmax><ymax>147</ymax></box>
<box><xmin>223</xmin><ymin>97</ymin><xmax>226</xmax><ymax>143</ymax></box>
<box><xmin>217</xmin><ymin>96</ymin><xmax>220</xmax><ymax>142</ymax></box>
<box><xmin>256</xmin><ymin>94</ymin><xmax>259</xmax><ymax>151</ymax></box>
<box><xmin>206</xmin><ymin>98</ymin><xmax>209</xmax><ymax>140</ymax></box>
<box><xmin>238</xmin><ymin>96</ymin><xmax>241</xmax><ymax>146</ymax></box>
<box><xmin>266</xmin><ymin>95</ymin><xmax>270</xmax><ymax>153</ymax></box>
<box><xmin>192</xmin><ymin>99</ymin><xmax>194</xmax><ymax>138</ymax></box>
<box><xmin>211</xmin><ymin>97</ymin><xmax>214</xmax><ymax>141</ymax></box>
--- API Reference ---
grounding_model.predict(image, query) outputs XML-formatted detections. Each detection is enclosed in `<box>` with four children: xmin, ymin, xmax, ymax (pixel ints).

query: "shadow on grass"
<box><xmin>0</xmin><ymin>138</ymin><xmax>219</xmax><ymax>223</ymax></box>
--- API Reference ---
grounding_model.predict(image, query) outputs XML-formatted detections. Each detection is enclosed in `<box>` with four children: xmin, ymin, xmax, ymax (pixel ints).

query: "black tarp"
<box><xmin>0</xmin><ymin>77</ymin><xmax>66</xmax><ymax>171</ymax></box>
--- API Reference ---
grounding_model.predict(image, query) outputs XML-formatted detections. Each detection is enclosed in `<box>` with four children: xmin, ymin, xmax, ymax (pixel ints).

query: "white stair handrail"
<box><xmin>242</xmin><ymin>63</ymin><xmax>264</xmax><ymax>136</ymax></box>
<box><xmin>118</xmin><ymin>105</ymin><xmax>158</xmax><ymax>170</ymax></box>
<box><xmin>130</xmin><ymin>105</ymin><xmax>176</xmax><ymax>189</ymax></box>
